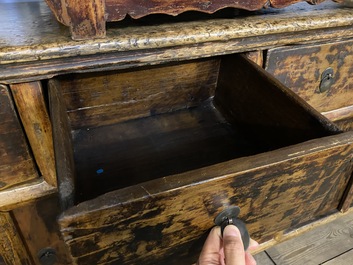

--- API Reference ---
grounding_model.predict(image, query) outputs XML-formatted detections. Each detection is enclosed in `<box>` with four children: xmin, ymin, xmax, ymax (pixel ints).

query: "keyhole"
<box><xmin>319</xmin><ymin>67</ymin><xmax>334</xmax><ymax>93</ymax></box>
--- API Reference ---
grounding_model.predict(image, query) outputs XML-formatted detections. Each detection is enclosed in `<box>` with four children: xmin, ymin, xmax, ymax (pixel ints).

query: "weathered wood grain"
<box><xmin>334</xmin><ymin>118</ymin><xmax>353</xmax><ymax>132</ymax></box>
<box><xmin>65</xmin><ymin>0</ymin><xmax>105</xmax><ymax>40</ymax></box>
<box><xmin>50</xmin><ymin>54</ymin><xmax>341</xmax><ymax>203</ymax></box>
<box><xmin>214</xmin><ymin>54</ymin><xmax>340</xmax><ymax>150</ymax></box>
<box><xmin>0</xmin><ymin>84</ymin><xmax>38</xmax><ymax>191</ymax></box>
<box><xmin>3</xmin><ymin>25</ymin><xmax>353</xmax><ymax>85</ymax></box>
<box><xmin>1</xmin><ymin>2</ymin><xmax>353</xmax><ymax>64</ymax></box>
<box><xmin>245</xmin><ymin>50</ymin><xmax>264</xmax><ymax>67</ymax></box>
<box><xmin>0</xmin><ymin>0</ymin><xmax>68</xmax><ymax>51</ymax></box>
<box><xmin>265</xmin><ymin>39</ymin><xmax>353</xmax><ymax>114</ymax></box>
<box><xmin>58</xmin><ymin>59</ymin><xmax>219</xmax><ymax>129</ymax></box>
<box><xmin>254</xmin><ymin>252</ymin><xmax>275</xmax><ymax>265</ymax></box>
<box><xmin>323</xmin><ymin>249</ymin><xmax>353</xmax><ymax>264</ymax></box>
<box><xmin>10</xmin><ymin>82</ymin><xmax>56</xmax><ymax>187</ymax></box>
<box><xmin>45</xmin><ymin>0</ymin><xmax>329</xmax><ymax>39</ymax></box>
<box><xmin>323</xmin><ymin>105</ymin><xmax>353</xmax><ymax>123</ymax></box>
<box><xmin>59</xmin><ymin>132</ymin><xmax>353</xmax><ymax>265</ymax></box>
<box><xmin>12</xmin><ymin>195</ymin><xmax>73</xmax><ymax>265</ymax></box>
<box><xmin>55</xmin><ymin>55</ymin><xmax>352</xmax><ymax>264</ymax></box>
<box><xmin>104</xmin><ymin>0</ymin><xmax>269</xmax><ymax>21</ymax></box>
<box><xmin>0</xmin><ymin>212</ymin><xmax>32</xmax><ymax>265</ymax></box>
<box><xmin>266</xmin><ymin>207</ymin><xmax>353</xmax><ymax>265</ymax></box>
<box><xmin>253</xmin><ymin>207</ymin><xmax>353</xmax><ymax>254</ymax></box>
<box><xmin>72</xmin><ymin>101</ymin><xmax>260</xmax><ymax>202</ymax></box>
<box><xmin>339</xmin><ymin>180</ymin><xmax>353</xmax><ymax>213</ymax></box>
<box><xmin>49</xmin><ymin>80</ymin><xmax>76</xmax><ymax>210</ymax></box>
<box><xmin>338</xmin><ymin>161</ymin><xmax>353</xmax><ymax>212</ymax></box>
<box><xmin>323</xmin><ymin>106</ymin><xmax>353</xmax><ymax>131</ymax></box>
<box><xmin>0</xmin><ymin>179</ymin><xmax>56</xmax><ymax>211</ymax></box>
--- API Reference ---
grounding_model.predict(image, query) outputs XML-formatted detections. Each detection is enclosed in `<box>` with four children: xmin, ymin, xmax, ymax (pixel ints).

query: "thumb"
<box><xmin>223</xmin><ymin>225</ymin><xmax>245</xmax><ymax>265</ymax></box>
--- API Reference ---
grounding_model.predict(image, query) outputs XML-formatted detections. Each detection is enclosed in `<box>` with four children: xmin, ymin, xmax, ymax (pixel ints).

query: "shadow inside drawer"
<box><xmin>49</xmin><ymin>53</ymin><xmax>340</xmax><ymax>206</ymax></box>
<box><xmin>73</xmin><ymin>100</ymin><xmax>260</xmax><ymax>201</ymax></box>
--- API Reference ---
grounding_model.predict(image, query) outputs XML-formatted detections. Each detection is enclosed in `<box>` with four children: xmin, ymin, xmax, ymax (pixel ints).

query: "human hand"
<box><xmin>197</xmin><ymin>225</ymin><xmax>258</xmax><ymax>265</ymax></box>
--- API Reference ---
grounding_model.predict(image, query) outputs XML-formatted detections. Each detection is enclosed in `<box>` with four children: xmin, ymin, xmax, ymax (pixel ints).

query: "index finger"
<box><xmin>199</xmin><ymin>226</ymin><xmax>222</xmax><ymax>256</ymax></box>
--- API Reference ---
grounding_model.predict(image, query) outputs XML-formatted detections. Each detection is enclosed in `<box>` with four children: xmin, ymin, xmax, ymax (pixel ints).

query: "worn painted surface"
<box><xmin>266</xmin><ymin>39</ymin><xmax>353</xmax><ymax>114</ymax></box>
<box><xmin>59</xmin><ymin>132</ymin><xmax>353</xmax><ymax>264</ymax></box>
<box><xmin>46</xmin><ymin>0</ymin><xmax>337</xmax><ymax>22</ymax></box>
<box><xmin>1</xmin><ymin>1</ymin><xmax>353</xmax><ymax>63</ymax></box>
<box><xmin>103</xmin><ymin>0</ymin><xmax>270</xmax><ymax>21</ymax></box>
<box><xmin>44</xmin><ymin>0</ymin><xmax>331</xmax><ymax>38</ymax></box>
<box><xmin>266</xmin><ymin>39</ymin><xmax>353</xmax><ymax>131</ymax></box>
<box><xmin>0</xmin><ymin>212</ymin><xmax>32</xmax><ymax>265</ymax></box>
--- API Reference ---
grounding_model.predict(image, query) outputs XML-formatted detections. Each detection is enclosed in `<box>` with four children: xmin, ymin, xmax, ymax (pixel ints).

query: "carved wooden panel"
<box><xmin>44</xmin><ymin>0</ymin><xmax>331</xmax><ymax>39</ymax></box>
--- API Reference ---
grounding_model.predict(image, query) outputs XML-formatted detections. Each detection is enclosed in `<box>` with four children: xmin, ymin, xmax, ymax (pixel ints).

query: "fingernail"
<box><xmin>224</xmin><ymin>225</ymin><xmax>241</xmax><ymax>237</ymax></box>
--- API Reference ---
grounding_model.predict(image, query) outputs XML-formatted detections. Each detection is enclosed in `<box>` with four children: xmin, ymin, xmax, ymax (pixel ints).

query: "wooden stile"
<box><xmin>10</xmin><ymin>82</ymin><xmax>57</xmax><ymax>187</ymax></box>
<box><xmin>0</xmin><ymin>84</ymin><xmax>38</xmax><ymax>191</ymax></box>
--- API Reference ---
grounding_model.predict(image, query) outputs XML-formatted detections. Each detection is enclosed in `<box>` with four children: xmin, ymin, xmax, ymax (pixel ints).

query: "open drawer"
<box><xmin>49</xmin><ymin>54</ymin><xmax>353</xmax><ymax>265</ymax></box>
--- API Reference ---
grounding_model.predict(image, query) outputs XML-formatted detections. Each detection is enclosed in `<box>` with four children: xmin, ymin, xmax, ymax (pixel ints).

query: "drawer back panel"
<box><xmin>59</xmin><ymin>59</ymin><xmax>220</xmax><ymax>130</ymax></box>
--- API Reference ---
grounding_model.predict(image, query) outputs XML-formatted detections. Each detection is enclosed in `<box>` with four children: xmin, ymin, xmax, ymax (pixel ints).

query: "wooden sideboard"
<box><xmin>1</xmin><ymin>1</ymin><xmax>353</xmax><ymax>264</ymax></box>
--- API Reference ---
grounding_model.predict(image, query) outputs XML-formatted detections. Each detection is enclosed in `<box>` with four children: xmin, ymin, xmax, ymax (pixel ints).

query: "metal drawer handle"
<box><xmin>214</xmin><ymin>206</ymin><xmax>250</xmax><ymax>250</ymax></box>
<box><xmin>319</xmin><ymin>67</ymin><xmax>334</xmax><ymax>93</ymax></box>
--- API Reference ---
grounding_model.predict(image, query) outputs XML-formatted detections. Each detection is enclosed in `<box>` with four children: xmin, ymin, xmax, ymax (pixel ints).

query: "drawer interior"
<box><xmin>49</xmin><ymin>54</ymin><xmax>340</xmax><ymax>205</ymax></box>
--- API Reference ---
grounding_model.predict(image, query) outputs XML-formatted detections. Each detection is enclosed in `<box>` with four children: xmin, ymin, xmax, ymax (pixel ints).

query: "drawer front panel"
<box><xmin>0</xmin><ymin>85</ymin><xmax>38</xmax><ymax>190</ymax></box>
<box><xmin>59</xmin><ymin>133</ymin><xmax>353</xmax><ymax>265</ymax></box>
<box><xmin>265</xmin><ymin>40</ymin><xmax>353</xmax><ymax>115</ymax></box>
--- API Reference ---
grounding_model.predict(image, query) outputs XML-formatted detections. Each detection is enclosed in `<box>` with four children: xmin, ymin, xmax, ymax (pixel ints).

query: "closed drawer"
<box><xmin>50</xmin><ymin>54</ymin><xmax>353</xmax><ymax>265</ymax></box>
<box><xmin>265</xmin><ymin>39</ymin><xmax>353</xmax><ymax>130</ymax></box>
<box><xmin>0</xmin><ymin>85</ymin><xmax>38</xmax><ymax>191</ymax></box>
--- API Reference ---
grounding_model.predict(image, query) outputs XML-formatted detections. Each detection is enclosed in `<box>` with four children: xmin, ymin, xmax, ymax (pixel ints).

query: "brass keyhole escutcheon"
<box><xmin>319</xmin><ymin>67</ymin><xmax>334</xmax><ymax>93</ymax></box>
<box><xmin>214</xmin><ymin>206</ymin><xmax>250</xmax><ymax>250</ymax></box>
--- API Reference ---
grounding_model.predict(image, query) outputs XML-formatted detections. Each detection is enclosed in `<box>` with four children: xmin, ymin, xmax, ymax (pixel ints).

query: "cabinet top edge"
<box><xmin>0</xmin><ymin>1</ymin><xmax>353</xmax><ymax>65</ymax></box>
